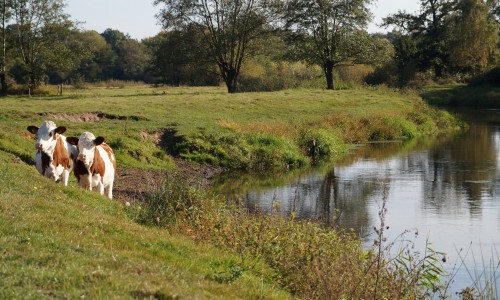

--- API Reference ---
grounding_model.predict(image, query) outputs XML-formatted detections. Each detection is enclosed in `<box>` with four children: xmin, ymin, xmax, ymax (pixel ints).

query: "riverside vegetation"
<box><xmin>0</xmin><ymin>84</ymin><xmax>465</xmax><ymax>298</ymax></box>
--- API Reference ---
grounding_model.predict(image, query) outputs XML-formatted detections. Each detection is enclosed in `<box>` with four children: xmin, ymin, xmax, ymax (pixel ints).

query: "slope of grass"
<box><xmin>0</xmin><ymin>150</ymin><xmax>291</xmax><ymax>299</ymax></box>
<box><xmin>420</xmin><ymin>84</ymin><xmax>500</xmax><ymax>108</ymax></box>
<box><xmin>0</xmin><ymin>85</ymin><xmax>462</xmax><ymax>172</ymax></box>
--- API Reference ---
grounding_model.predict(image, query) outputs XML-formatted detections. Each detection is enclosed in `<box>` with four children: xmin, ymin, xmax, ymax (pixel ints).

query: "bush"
<box><xmin>297</xmin><ymin>128</ymin><xmax>345</xmax><ymax>163</ymax></box>
<box><xmin>238</xmin><ymin>60</ymin><xmax>323</xmax><ymax>92</ymax></box>
<box><xmin>177</xmin><ymin>132</ymin><xmax>250</xmax><ymax>169</ymax></box>
<box><xmin>247</xmin><ymin>133</ymin><xmax>306</xmax><ymax>170</ymax></box>
<box><xmin>175</xmin><ymin>131</ymin><xmax>306</xmax><ymax>171</ymax></box>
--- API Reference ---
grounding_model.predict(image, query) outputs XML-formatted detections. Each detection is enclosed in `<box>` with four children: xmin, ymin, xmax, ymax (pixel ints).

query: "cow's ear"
<box><xmin>66</xmin><ymin>137</ymin><xmax>79</xmax><ymax>146</ymax></box>
<box><xmin>94</xmin><ymin>137</ymin><xmax>105</xmax><ymax>146</ymax></box>
<box><xmin>55</xmin><ymin>126</ymin><xmax>67</xmax><ymax>134</ymax></box>
<box><xmin>27</xmin><ymin>126</ymin><xmax>39</xmax><ymax>134</ymax></box>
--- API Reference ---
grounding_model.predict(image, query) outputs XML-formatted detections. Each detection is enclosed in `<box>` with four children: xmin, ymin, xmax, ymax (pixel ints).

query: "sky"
<box><xmin>64</xmin><ymin>0</ymin><xmax>422</xmax><ymax>40</ymax></box>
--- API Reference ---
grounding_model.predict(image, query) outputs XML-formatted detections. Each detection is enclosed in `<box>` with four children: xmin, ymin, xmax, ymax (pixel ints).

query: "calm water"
<box><xmin>214</xmin><ymin>110</ymin><xmax>500</xmax><ymax>298</ymax></box>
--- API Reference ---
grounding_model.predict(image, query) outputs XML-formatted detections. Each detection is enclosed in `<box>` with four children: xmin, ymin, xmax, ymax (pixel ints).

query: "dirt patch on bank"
<box><xmin>38</xmin><ymin>112</ymin><xmax>147</xmax><ymax>123</ymax></box>
<box><xmin>113</xmin><ymin>158</ymin><xmax>226</xmax><ymax>204</ymax></box>
<box><xmin>139</xmin><ymin>127</ymin><xmax>185</xmax><ymax>157</ymax></box>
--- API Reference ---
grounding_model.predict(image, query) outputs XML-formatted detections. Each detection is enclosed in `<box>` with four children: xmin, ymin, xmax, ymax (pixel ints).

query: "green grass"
<box><xmin>0</xmin><ymin>150</ymin><xmax>291</xmax><ymax>299</ymax></box>
<box><xmin>0</xmin><ymin>85</ymin><xmax>462</xmax><ymax>171</ymax></box>
<box><xmin>420</xmin><ymin>84</ymin><xmax>500</xmax><ymax>108</ymax></box>
<box><xmin>0</xmin><ymin>85</ymin><xmax>461</xmax><ymax>298</ymax></box>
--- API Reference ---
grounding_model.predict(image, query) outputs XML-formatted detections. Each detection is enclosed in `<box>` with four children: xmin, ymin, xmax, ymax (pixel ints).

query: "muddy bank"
<box><xmin>113</xmin><ymin>158</ymin><xmax>226</xmax><ymax>204</ymax></box>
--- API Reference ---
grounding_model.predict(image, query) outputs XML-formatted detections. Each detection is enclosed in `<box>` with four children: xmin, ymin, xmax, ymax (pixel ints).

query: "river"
<box><xmin>213</xmin><ymin>110</ymin><xmax>500</xmax><ymax>298</ymax></box>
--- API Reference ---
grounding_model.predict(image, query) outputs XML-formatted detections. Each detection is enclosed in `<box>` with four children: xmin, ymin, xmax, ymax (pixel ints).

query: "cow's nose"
<box><xmin>78</xmin><ymin>153</ymin><xmax>86</xmax><ymax>161</ymax></box>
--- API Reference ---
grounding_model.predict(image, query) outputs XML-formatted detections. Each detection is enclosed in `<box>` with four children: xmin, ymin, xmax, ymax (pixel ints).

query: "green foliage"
<box><xmin>393</xmin><ymin>242</ymin><xmax>447</xmax><ymax>298</ymax></box>
<box><xmin>297</xmin><ymin>128</ymin><xmax>346</xmax><ymax>162</ymax></box>
<box><xmin>136</xmin><ymin>174</ymin><xmax>447</xmax><ymax>299</ymax></box>
<box><xmin>176</xmin><ymin>132</ymin><xmax>249</xmax><ymax>169</ymax></box>
<box><xmin>247</xmin><ymin>133</ymin><xmax>306</xmax><ymax>170</ymax></box>
<box><xmin>154</xmin><ymin>0</ymin><xmax>271</xmax><ymax>93</ymax></box>
<box><xmin>448</xmin><ymin>0</ymin><xmax>499</xmax><ymax>75</ymax></box>
<box><xmin>280</xmin><ymin>0</ymin><xmax>380</xmax><ymax>89</ymax></box>
<box><xmin>175</xmin><ymin>131</ymin><xmax>306</xmax><ymax>171</ymax></box>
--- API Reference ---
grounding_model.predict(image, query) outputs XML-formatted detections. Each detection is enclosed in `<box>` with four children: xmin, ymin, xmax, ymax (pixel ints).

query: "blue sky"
<box><xmin>64</xmin><ymin>0</ymin><xmax>421</xmax><ymax>40</ymax></box>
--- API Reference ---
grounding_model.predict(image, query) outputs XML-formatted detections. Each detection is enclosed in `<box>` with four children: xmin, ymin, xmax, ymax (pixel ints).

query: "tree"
<box><xmin>154</xmin><ymin>0</ymin><xmax>271</xmax><ymax>93</ymax></box>
<box><xmin>0</xmin><ymin>0</ymin><xmax>12</xmax><ymax>95</ymax></box>
<box><xmin>145</xmin><ymin>26</ymin><xmax>215</xmax><ymax>85</ymax></box>
<box><xmin>117</xmin><ymin>39</ymin><xmax>150</xmax><ymax>81</ymax></box>
<box><xmin>384</xmin><ymin>0</ymin><xmax>456</xmax><ymax>78</ymax></box>
<box><xmin>281</xmin><ymin>0</ymin><xmax>377</xmax><ymax>90</ymax></box>
<box><xmin>11</xmin><ymin>0</ymin><xmax>70</xmax><ymax>94</ymax></box>
<box><xmin>74</xmin><ymin>30</ymin><xmax>114</xmax><ymax>82</ymax></box>
<box><xmin>448</xmin><ymin>0</ymin><xmax>499</xmax><ymax>75</ymax></box>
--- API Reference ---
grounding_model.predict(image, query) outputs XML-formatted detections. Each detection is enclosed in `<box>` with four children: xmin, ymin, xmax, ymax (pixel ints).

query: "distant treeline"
<box><xmin>1</xmin><ymin>0</ymin><xmax>500</xmax><ymax>95</ymax></box>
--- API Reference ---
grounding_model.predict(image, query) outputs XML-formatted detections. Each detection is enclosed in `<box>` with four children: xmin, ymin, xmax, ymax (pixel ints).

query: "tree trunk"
<box><xmin>222</xmin><ymin>67</ymin><xmax>238</xmax><ymax>93</ymax></box>
<box><xmin>324</xmin><ymin>60</ymin><xmax>335</xmax><ymax>90</ymax></box>
<box><xmin>1</xmin><ymin>0</ymin><xmax>7</xmax><ymax>97</ymax></box>
<box><xmin>434</xmin><ymin>63</ymin><xmax>443</xmax><ymax>78</ymax></box>
<box><xmin>0</xmin><ymin>73</ymin><xmax>6</xmax><ymax>96</ymax></box>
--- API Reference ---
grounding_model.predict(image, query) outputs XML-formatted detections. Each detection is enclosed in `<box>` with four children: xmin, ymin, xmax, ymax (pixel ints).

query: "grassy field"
<box><xmin>0</xmin><ymin>85</ymin><xmax>461</xmax><ymax>171</ymax></box>
<box><xmin>0</xmin><ymin>85</ymin><xmax>462</xmax><ymax>298</ymax></box>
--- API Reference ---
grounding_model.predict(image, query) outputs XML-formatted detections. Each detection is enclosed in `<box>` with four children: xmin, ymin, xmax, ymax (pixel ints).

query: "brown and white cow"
<box><xmin>27</xmin><ymin>121</ymin><xmax>78</xmax><ymax>186</ymax></box>
<box><xmin>67</xmin><ymin>132</ymin><xmax>117</xmax><ymax>199</ymax></box>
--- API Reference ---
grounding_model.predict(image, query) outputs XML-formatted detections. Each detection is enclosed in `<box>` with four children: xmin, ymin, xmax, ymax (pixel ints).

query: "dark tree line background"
<box><xmin>1</xmin><ymin>0</ymin><xmax>499</xmax><ymax>95</ymax></box>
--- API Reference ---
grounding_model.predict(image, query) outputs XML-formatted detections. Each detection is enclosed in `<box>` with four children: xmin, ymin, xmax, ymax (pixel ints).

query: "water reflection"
<box><xmin>213</xmin><ymin>110</ymin><xmax>500</xmax><ymax>296</ymax></box>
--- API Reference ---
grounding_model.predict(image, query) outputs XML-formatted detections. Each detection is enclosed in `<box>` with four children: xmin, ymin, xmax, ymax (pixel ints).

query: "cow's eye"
<box><xmin>49</xmin><ymin>132</ymin><xmax>53</xmax><ymax>137</ymax></box>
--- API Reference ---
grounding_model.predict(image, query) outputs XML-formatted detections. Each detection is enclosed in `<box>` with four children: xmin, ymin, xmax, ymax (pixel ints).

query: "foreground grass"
<box><xmin>0</xmin><ymin>85</ymin><xmax>461</xmax><ymax>171</ymax></box>
<box><xmin>0</xmin><ymin>150</ymin><xmax>291</xmax><ymax>299</ymax></box>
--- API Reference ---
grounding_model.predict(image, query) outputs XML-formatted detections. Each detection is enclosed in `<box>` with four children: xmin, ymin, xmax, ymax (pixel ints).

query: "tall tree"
<box><xmin>154</xmin><ymin>0</ymin><xmax>271</xmax><ymax>93</ymax></box>
<box><xmin>0</xmin><ymin>0</ymin><xmax>11</xmax><ymax>95</ymax></box>
<box><xmin>117</xmin><ymin>39</ymin><xmax>150</xmax><ymax>81</ymax></box>
<box><xmin>145</xmin><ymin>28</ymin><xmax>210</xmax><ymax>85</ymax></box>
<box><xmin>384</xmin><ymin>0</ymin><xmax>456</xmax><ymax>78</ymax></box>
<box><xmin>448</xmin><ymin>0</ymin><xmax>499</xmax><ymax>75</ymax></box>
<box><xmin>280</xmin><ymin>0</ymin><xmax>376</xmax><ymax>90</ymax></box>
<box><xmin>74</xmin><ymin>30</ymin><xmax>114</xmax><ymax>82</ymax></box>
<box><xmin>11</xmin><ymin>0</ymin><xmax>69</xmax><ymax>94</ymax></box>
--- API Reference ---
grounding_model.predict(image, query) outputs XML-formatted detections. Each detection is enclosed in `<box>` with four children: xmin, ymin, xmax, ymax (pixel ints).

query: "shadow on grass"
<box><xmin>420</xmin><ymin>85</ymin><xmax>500</xmax><ymax>109</ymax></box>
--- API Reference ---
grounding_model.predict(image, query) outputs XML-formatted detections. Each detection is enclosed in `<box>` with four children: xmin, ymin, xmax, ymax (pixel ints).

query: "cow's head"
<box><xmin>27</xmin><ymin>121</ymin><xmax>67</xmax><ymax>154</ymax></box>
<box><xmin>67</xmin><ymin>132</ymin><xmax>105</xmax><ymax>169</ymax></box>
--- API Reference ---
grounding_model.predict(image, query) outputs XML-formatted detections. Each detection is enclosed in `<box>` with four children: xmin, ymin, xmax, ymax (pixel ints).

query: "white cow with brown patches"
<box><xmin>27</xmin><ymin>121</ymin><xmax>78</xmax><ymax>186</ymax></box>
<box><xmin>67</xmin><ymin>132</ymin><xmax>117</xmax><ymax>199</ymax></box>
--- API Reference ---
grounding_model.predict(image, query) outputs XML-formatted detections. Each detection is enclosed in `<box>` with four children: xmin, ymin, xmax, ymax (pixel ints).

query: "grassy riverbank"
<box><xmin>0</xmin><ymin>150</ymin><xmax>290</xmax><ymax>299</ymax></box>
<box><xmin>0</xmin><ymin>85</ymin><xmax>462</xmax><ymax>298</ymax></box>
<box><xmin>420</xmin><ymin>84</ymin><xmax>500</xmax><ymax>108</ymax></box>
<box><xmin>0</xmin><ymin>148</ymin><xmax>447</xmax><ymax>299</ymax></box>
<box><xmin>0</xmin><ymin>85</ymin><xmax>461</xmax><ymax>171</ymax></box>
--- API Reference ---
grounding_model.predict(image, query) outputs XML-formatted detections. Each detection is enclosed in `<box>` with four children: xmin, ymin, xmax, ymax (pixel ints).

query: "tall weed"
<box><xmin>135</xmin><ymin>177</ymin><xmax>449</xmax><ymax>299</ymax></box>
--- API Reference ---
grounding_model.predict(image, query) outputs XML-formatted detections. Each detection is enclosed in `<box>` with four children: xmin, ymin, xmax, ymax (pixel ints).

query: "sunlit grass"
<box><xmin>0</xmin><ymin>150</ymin><xmax>291</xmax><ymax>299</ymax></box>
<box><xmin>0</xmin><ymin>85</ymin><xmax>463</xmax><ymax>171</ymax></box>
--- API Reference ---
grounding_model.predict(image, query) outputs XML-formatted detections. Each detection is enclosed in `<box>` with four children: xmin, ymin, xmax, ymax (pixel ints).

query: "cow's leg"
<box><xmin>97</xmin><ymin>181</ymin><xmax>105</xmax><ymax>196</ymax></box>
<box><xmin>106</xmin><ymin>182</ymin><xmax>113</xmax><ymax>199</ymax></box>
<box><xmin>61</xmin><ymin>169</ymin><xmax>70</xmax><ymax>186</ymax></box>
<box><xmin>80</xmin><ymin>174</ymin><xmax>91</xmax><ymax>190</ymax></box>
